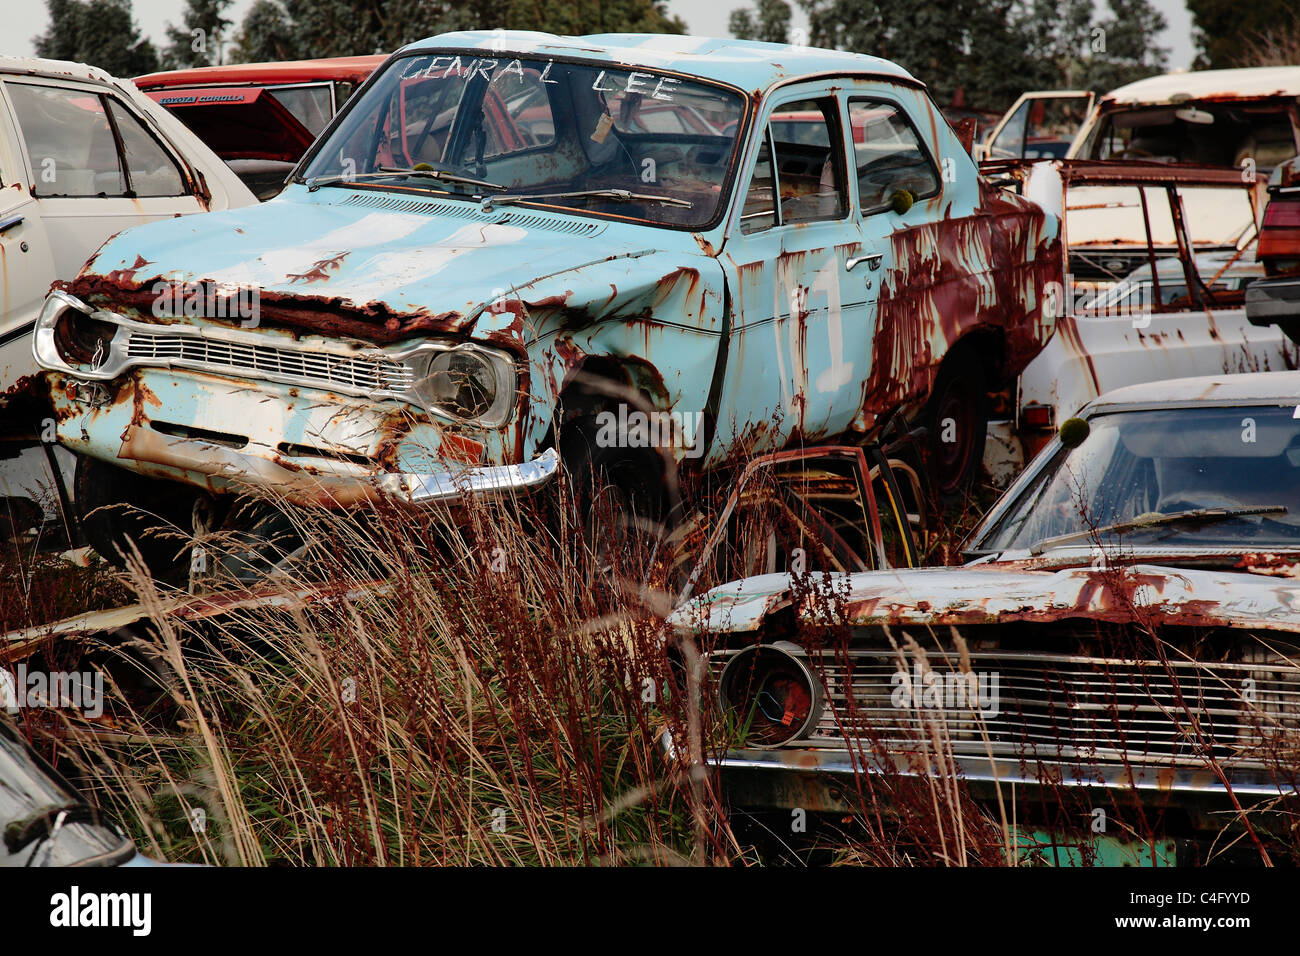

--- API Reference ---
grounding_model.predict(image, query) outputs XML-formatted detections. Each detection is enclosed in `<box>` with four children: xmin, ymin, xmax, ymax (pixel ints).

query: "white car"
<box><xmin>0</xmin><ymin>56</ymin><xmax>254</xmax><ymax>394</ymax></box>
<box><xmin>0</xmin><ymin>56</ymin><xmax>253</xmax><ymax>532</ymax></box>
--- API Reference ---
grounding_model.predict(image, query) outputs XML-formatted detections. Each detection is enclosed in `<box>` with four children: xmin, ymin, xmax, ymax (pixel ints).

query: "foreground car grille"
<box><xmin>711</xmin><ymin>648</ymin><xmax>1300</xmax><ymax>772</ymax></box>
<box><xmin>123</xmin><ymin>330</ymin><xmax>416</xmax><ymax>395</ymax></box>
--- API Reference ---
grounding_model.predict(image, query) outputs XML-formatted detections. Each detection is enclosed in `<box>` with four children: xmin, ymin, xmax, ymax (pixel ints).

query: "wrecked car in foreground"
<box><xmin>669</xmin><ymin>371</ymin><xmax>1300</xmax><ymax>862</ymax></box>
<box><xmin>32</xmin><ymin>31</ymin><xmax>1061</xmax><ymax>574</ymax></box>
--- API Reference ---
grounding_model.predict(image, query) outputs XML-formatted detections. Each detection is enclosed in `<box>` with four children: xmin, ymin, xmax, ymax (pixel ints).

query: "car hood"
<box><xmin>671</xmin><ymin>562</ymin><xmax>1300</xmax><ymax>635</ymax></box>
<box><xmin>64</xmin><ymin>187</ymin><xmax>704</xmax><ymax>345</ymax></box>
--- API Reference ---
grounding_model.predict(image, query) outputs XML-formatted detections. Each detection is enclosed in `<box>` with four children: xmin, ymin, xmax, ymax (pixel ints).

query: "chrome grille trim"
<box><xmin>122</xmin><ymin>329</ymin><xmax>416</xmax><ymax>395</ymax></box>
<box><xmin>709</xmin><ymin>647</ymin><xmax>1300</xmax><ymax>771</ymax></box>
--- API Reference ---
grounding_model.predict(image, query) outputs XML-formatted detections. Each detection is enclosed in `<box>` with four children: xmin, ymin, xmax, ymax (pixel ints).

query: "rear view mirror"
<box><xmin>1174</xmin><ymin>107</ymin><xmax>1215</xmax><ymax>125</ymax></box>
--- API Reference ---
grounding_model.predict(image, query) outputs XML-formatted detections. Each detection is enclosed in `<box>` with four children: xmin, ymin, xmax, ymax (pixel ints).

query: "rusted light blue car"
<box><xmin>33</xmin><ymin>32</ymin><xmax>1060</xmax><ymax>572</ymax></box>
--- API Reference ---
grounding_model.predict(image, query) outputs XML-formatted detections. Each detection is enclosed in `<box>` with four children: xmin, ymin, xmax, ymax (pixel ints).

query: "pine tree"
<box><xmin>162</xmin><ymin>0</ymin><xmax>235</xmax><ymax>69</ymax></box>
<box><xmin>33</xmin><ymin>0</ymin><xmax>160</xmax><ymax>77</ymax></box>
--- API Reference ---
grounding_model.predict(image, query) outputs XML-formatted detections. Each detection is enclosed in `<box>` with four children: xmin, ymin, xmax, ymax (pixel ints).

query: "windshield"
<box><xmin>1081</xmin><ymin>101</ymin><xmax>1298</xmax><ymax>172</ymax></box>
<box><xmin>299</xmin><ymin>52</ymin><xmax>747</xmax><ymax>228</ymax></box>
<box><xmin>975</xmin><ymin>405</ymin><xmax>1300</xmax><ymax>555</ymax></box>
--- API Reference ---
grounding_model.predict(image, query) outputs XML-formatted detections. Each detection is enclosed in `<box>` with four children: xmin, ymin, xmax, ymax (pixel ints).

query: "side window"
<box><xmin>771</xmin><ymin>98</ymin><xmax>844</xmax><ymax>225</ymax></box>
<box><xmin>106</xmin><ymin>101</ymin><xmax>185</xmax><ymax>197</ymax></box>
<box><xmin>988</xmin><ymin>99</ymin><xmax>1029</xmax><ymax>159</ymax></box>
<box><xmin>739</xmin><ymin>133</ymin><xmax>776</xmax><ymax>234</ymax></box>
<box><xmin>268</xmin><ymin>85</ymin><xmax>333</xmax><ymax>136</ymax></box>
<box><xmin>7</xmin><ymin>83</ymin><xmax>125</xmax><ymax>197</ymax></box>
<box><xmin>849</xmin><ymin>99</ymin><xmax>940</xmax><ymax>213</ymax></box>
<box><xmin>738</xmin><ymin>97</ymin><xmax>846</xmax><ymax>234</ymax></box>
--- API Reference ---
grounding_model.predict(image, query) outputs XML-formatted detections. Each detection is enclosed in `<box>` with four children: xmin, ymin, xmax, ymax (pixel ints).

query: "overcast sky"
<box><xmin>3</xmin><ymin>0</ymin><xmax>1199</xmax><ymax>70</ymax></box>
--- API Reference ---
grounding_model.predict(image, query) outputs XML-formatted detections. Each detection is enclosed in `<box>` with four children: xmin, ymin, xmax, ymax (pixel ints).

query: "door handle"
<box><xmin>0</xmin><ymin>214</ymin><xmax>23</xmax><ymax>235</ymax></box>
<box><xmin>846</xmin><ymin>252</ymin><xmax>882</xmax><ymax>272</ymax></box>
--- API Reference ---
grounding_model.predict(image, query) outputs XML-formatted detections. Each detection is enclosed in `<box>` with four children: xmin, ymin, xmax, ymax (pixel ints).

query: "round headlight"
<box><xmin>421</xmin><ymin>348</ymin><xmax>498</xmax><ymax>420</ymax></box>
<box><xmin>718</xmin><ymin>643</ymin><xmax>822</xmax><ymax>748</ymax></box>
<box><xmin>53</xmin><ymin>309</ymin><xmax>117</xmax><ymax>369</ymax></box>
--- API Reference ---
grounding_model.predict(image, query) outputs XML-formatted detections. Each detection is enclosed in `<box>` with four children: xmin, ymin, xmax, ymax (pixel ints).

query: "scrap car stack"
<box><xmin>2</xmin><ymin>30</ymin><xmax>1300</xmax><ymax>866</ymax></box>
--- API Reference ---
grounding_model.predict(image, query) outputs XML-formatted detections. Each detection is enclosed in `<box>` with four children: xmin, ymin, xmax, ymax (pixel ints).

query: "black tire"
<box><xmin>924</xmin><ymin>349</ymin><xmax>989</xmax><ymax>500</ymax></box>
<box><xmin>558</xmin><ymin>415</ymin><xmax>672</xmax><ymax>597</ymax></box>
<box><xmin>73</xmin><ymin>456</ymin><xmax>199</xmax><ymax>581</ymax></box>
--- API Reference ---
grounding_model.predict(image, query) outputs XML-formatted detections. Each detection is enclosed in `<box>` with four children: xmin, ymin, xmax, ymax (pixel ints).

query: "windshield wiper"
<box><xmin>481</xmin><ymin>188</ymin><xmax>693</xmax><ymax>212</ymax></box>
<box><xmin>1029</xmin><ymin>505</ymin><xmax>1289</xmax><ymax>556</ymax></box>
<box><xmin>5</xmin><ymin>802</ymin><xmax>105</xmax><ymax>864</ymax></box>
<box><xmin>306</xmin><ymin>166</ymin><xmax>504</xmax><ymax>193</ymax></box>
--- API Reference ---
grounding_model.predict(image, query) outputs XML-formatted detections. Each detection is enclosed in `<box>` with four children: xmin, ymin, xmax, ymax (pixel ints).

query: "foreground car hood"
<box><xmin>673</xmin><ymin>563</ymin><xmax>1300</xmax><ymax>635</ymax></box>
<box><xmin>66</xmin><ymin>187</ymin><xmax>692</xmax><ymax>344</ymax></box>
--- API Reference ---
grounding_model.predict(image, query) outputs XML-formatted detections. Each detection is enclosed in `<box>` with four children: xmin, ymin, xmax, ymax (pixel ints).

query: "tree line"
<box><xmin>31</xmin><ymin>0</ymin><xmax>1300</xmax><ymax>112</ymax></box>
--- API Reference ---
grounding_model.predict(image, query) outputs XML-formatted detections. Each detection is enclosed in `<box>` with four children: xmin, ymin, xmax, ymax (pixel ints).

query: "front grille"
<box><xmin>123</xmin><ymin>329</ymin><xmax>415</xmax><ymax>395</ymax></box>
<box><xmin>711</xmin><ymin>648</ymin><xmax>1300</xmax><ymax>771</ymax></box>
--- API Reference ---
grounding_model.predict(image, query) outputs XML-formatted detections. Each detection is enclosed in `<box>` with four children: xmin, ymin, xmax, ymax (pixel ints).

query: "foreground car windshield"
<box><xmin>976</xmin><ymin>405</ymin><xmax>1300</xmax><ymax>553</ymax></box>
<box><xmin>299</xmin><ymin>52</ymin><xmax>745</xmax><ymax>228</ymax></box>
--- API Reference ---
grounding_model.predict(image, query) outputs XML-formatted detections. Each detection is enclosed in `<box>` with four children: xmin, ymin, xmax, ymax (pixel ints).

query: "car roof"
<box><xmin>1084</xmin><ymin>371</ymin><xmax>1300</xmax><ymax>414</ymax></box>
<box><xmin>1100</xmin><ymin>66</ymin><xmax>1300</xmax><ymax>106</ymax></box>
<box><xmin>397</xmin><ymin>31</ymin><xmax>919</xmax><ymax>92</ymax></box>
<box><xmin>135</xmin><ymin>55</ymin><xmax>387</xmax><ymax>89</ymax></box>
<box><xmin>0</xmin><ymin>55</ymin><xmax>118</xmax><ymax>86</ymax></box>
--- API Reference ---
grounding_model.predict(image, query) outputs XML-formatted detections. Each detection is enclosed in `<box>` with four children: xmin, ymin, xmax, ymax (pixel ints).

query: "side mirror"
<box><xmin>889</xmin><ymin>189</ymin><xmax>915</xmax><ymax>214</ymax></box>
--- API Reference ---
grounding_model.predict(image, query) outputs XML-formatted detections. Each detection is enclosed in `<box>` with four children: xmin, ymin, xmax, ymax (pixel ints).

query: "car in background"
<box><xmin>0</xmin><ymin>56</ymin><xmax>254</xmax><ymax>394</ymax></box>
<box><xmin>136</xmin><ymin>55</ymin><xmax>386</xmax><ymax>199</ymax></box>
<box><xmin>988</xmin><ymin>69</ymin><xmax>1300</xmax><ymax>265</ymax></box>
<box><xmin>976</xmin><ymin>89</ymin><xmax>1094</xmax><ymax>162</ymax></box>
<box><xmin>0</xmin><ymin>56</ymin><xmax>254</xmax><ymax>538</ymax></box>
<box><xmin>1246</xmin><ymin>157</ymin><xmax>1300</xmax><ymax>343</ymax></box>
<box><xmin>669</xmin><ymin>371</ymin><xmax>1300</xmax><ymax>864</ymax></box>
<box><xmin>978</xmin><ymin>158</ymin><xmax>1293</xmax><ymax>474</ymax></box>
<box><xmin>1069</xmin><ymin>67</ymin><xmax>1300</xmax><ymax>173</ymax></box>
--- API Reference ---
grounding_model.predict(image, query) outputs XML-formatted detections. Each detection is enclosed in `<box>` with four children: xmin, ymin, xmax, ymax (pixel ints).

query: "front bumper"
<box><xmin>708</xmin><ymin>746</ymin><xmax>1298</xmax><ymax>810</ymax></box>
<box><xmin>376</xmin><ymin>447</ymin><xmax>559</xmax><ymax>504</ymax></box>
<box><xmin>46</xmin><ymin>366</ymin><xmax>556</xmax><ymax>507</ymax></box>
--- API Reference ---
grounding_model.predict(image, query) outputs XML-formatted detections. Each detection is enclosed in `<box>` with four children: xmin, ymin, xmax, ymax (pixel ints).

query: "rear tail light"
<box><xmin>1022</xmin><ymin>404</ymin><xmax>1053</xmax><ymax>429</ymax></box>
<box><xmin>1259</xmin><ymin>191</ymin><xmax>1300</xmax><ymax>276</ymax></box>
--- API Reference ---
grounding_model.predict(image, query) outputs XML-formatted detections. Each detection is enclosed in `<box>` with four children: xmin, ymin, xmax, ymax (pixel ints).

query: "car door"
<box><xmin>978</xmin><ymin>91</ymin><xmax>1094</xmax><ymax>161</ymax></box>
<box><xmin>0</xmin><ymin>87</ymin><xmax>57</xmax><ymax>392</ymax></box>
<box><xmin>710</xmin><ymin>86</ymin><xmax>877</xmax><ymax>462</ymax></box>
<box><xmin>1</xmin><ymin>76</ymin><xmax>204</xmax><ymax>282</ymax></box>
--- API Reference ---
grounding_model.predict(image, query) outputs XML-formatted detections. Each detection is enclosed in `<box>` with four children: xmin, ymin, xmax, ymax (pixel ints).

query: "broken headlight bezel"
<box><xmin>404</xmin><ymin>343</ymin><xmax>516</xmax><ymax>429</ymax></box>
<box><xmin>35</xmin><ymin>290</ymin><xmax>128</xmax><ymax>378</ymax></box>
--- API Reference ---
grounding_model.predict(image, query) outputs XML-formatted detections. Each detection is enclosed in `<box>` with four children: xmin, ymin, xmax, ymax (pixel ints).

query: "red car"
<box><xmin>135</xmin><ymin>56</ymin><xmax>387</xmax><ymax>199</ymax></box>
